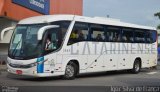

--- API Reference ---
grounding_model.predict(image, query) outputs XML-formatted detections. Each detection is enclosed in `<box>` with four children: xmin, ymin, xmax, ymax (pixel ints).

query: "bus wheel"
<box><xmin>63</xmin><ymin>62</ymin><xmax>77</xmax><ymax>80</ymax></box>
<box><xmin>132</xmin><ymin>60</ymin><xmax>141</xmax><ymax>74</ymax></box>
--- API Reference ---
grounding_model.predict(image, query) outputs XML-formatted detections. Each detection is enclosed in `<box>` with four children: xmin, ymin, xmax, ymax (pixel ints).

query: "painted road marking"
<box><xmin>147</xmin><ymin>72</ymin><xmax>157</xmax><ymax>75</ymax></box>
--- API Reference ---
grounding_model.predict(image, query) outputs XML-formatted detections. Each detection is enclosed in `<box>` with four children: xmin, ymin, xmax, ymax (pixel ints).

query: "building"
<box><xmin>0</xmin><ymin>0</ymin><xmax>83</xmax><ymax>62</ymax></box>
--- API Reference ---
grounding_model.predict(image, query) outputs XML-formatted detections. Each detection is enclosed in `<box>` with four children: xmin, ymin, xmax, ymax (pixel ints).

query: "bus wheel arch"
<box><xmin>132</xmin><ymin>57</ymin><xmax>142</xmax><ymax>74</ymax></box>
<box><xmin>63</xmin><ymin>60</ymin><xmax>79</xmax><ymax>80</ymax></box>
<box><xmin>69</xmin><ymin>60</ymin><xmax>80</xmax><ymax>75</ymax></box>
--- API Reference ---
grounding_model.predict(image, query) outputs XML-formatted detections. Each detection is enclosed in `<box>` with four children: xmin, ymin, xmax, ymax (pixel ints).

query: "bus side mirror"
<box><xmin>0</xmin><ymin>26</ymin><xmax>15</xmax><ymax>41</ymax></box>
<box><xmin>37</xmin><ymin>25</ymin><xmax>59</xmax><ymax>40</ymax></box>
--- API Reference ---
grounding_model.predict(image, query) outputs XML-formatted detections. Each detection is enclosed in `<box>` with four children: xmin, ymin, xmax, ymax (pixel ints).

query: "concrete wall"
<box><xmin>0</xmin><ymin>18</ymin><xmax>16</xmax><ymax>62</ymax></box>
<box><xmin>0</xmin><ymin>43</ymin><xmax>8</xmax><ymax>63</ymax></box>
<box><xmin>0</xmin><ymin>17</ymin><xmax>17</xmax><ymax>31</ymax></box>
<box><xmin>0</xmin><ymin>43</ymin><xmax>8</xmax><ymax>54</ymax></box>
<box><xmin>0</xmin><ymin>17</ymin><xmax>17</xmax><ymax>43</ymax></box>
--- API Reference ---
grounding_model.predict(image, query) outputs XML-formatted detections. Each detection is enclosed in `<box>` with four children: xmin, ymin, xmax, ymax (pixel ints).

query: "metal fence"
<box><xmin>0</xmin><ymin>54</ymin><xmax>7</xmax><ymax>65</ymax></box>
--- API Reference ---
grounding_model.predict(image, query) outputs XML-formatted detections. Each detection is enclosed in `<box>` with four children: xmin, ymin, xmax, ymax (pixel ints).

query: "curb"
<box><xmin>0</xmin><ymin>65</ymin><xmax>7</xmax><ymax>72</ymax></box>
<box><xmin>0</xmin><ymin>69</ymin><xmax>7</xmax><ymax>72</ymax></box>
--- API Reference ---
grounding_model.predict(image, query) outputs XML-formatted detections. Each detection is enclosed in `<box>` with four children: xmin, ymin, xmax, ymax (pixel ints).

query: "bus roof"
<box><xmin>18</xmin><ymin>14</ymin><xmax>156</xmax><ymax>30</ymax></box>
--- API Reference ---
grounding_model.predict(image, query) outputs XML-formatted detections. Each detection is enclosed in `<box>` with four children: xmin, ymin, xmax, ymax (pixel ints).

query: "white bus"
<box><xmin>7</xmin><ymin>15</ymin><xmax>157</xmax><ymax>79</ymax></box>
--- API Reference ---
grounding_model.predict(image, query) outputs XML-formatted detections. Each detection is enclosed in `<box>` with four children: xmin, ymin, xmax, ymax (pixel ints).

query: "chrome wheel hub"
<box><xmin>65</xmin><ymin>65</ymin><xmax>74</xmax><ymax>78</ymax></box>
<box><xmin>135</xmin><ymin>63</ymin><xmax>140</xmax><ymax>72</ymax></box>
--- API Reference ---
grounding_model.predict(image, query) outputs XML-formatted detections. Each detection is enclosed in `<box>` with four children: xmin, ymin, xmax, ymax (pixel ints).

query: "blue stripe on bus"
<box><xmin>37</xmin><ymin>57</ymin><xmax>44</xmax><ymax>73</ymax></box>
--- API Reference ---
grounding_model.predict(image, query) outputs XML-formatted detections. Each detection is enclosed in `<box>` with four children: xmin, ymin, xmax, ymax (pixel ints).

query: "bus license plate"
<box><xmin>16</xmin><ymin>70</ymin><xmax>22</xmax><ymax>74</ymax></box>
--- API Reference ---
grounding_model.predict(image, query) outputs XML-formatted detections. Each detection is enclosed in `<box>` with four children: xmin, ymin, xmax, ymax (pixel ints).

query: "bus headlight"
<box><xmin>28</xmin><ymin>63</ymin><xmax>37</xmax><ymax>67</ymax></box>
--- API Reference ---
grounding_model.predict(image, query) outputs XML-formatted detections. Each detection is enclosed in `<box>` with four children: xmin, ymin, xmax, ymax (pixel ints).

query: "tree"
<box><xmin>154</xmin><ymin>12</ymin><xmax>160</xmax><ymax>29</ymax></box>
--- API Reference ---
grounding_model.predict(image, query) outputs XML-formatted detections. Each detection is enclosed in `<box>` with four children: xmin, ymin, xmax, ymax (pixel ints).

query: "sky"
<box><xmin>83</xmin><ymin>0</ymin><xmax>160</xmax><ymax>28</ymax></box>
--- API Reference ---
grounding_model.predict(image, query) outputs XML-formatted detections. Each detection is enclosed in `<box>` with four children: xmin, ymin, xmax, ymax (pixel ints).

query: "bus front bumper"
<box><xmin>7</xmin><ymin>64</ymin><xmax>64</xmax><ymax>77</ymax></box>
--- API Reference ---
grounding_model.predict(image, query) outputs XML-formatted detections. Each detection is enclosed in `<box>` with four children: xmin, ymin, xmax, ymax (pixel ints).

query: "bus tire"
<box><xmin>63</xmin><ymin>62</ymin><xmax>77</xmax><ymax>80</ymax></box>
<box><xmin>132</xmin><ymin>60</ymin><xmax>141</xmax><ymax>74</ymax></box>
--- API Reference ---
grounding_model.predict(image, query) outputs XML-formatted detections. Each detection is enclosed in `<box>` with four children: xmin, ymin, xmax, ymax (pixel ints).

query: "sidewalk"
<box><xmin>0</xmin><ymin>65</ymin><xmax>7</xmax><ymax>72</ymax></box>
<box><xmin>0</xmin><ymin>54</ymin><xmax>7</xmax><ymax>65</ymax></box>
<box><xmin>0</xmin><ymin>52</ymin><xmax>7</xmax><ymax>72</ymax></box>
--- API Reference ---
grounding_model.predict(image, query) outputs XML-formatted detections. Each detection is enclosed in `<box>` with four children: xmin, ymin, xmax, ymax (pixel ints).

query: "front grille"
<box><xmin>8</xmin><ymin>63</ymin><xmax>32</xmax><ymax>68</ymax></box>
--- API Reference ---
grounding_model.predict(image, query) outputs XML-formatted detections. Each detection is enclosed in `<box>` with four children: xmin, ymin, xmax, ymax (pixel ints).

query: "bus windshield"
<box><xmin>9</xmin><ymin>24</ymin><xmax>45</xmax><ymax>59</ymax></box>
<box><xmin>8</xmin><ymin>21</ymin><xmax>71</xmax><ymax>59</ymax></box>
<box><xmin>9</xmin><ymin>21</ymin><xmax>71</xmax><ymax>60</ymax></box>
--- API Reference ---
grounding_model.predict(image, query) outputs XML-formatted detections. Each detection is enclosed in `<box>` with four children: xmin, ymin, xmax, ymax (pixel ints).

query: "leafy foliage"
<box><xmin>157</xmin><ymin>24</ymin><xmax>160</xmax><ymax>29</ymax></box>
<box><xmin>154</xmin><ymin>12</ymin><xmax>160</xmax><ymax>29</ymax></box>
<box><xmin>154</xmin><ymin>12</ymin><xmax>160</xmax><ymax>19</ymax></box>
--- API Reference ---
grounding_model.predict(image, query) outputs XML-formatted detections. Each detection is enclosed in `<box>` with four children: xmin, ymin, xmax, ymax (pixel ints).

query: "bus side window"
<box><xmin>151</xmin><ymin>30</ymin><xmax>157</xmax><ymax>43</ymax></box>
<box><xmin>134</xmin><ymin>30</ymin><xmax>145</xmax><ymax>43</ymax></box>
<box><xmin>67</xmin><ymin>22</ymin><xmax>89</xmax><ymax>45</ymax></box>
<box><xmin>105</xmin><ymin>31</ymin><xmax>110</xmax><ymax>42</ymax></box>
<box><xmin>51</xmin><ymin>21</ymin><xmax>71</xmax><ymax>39</ymax></box>
<box><xmin>122</xmin><ymin>29</ymin><xmax>134</xmax><ymax>43</ymax></box>
<box><xmin>90</xmin><ymin>24</ymin><xmax>105</xmax><ymax>42</ymax></box>
<box><xmin>145</xmin><ymin>31</ymin><xmax>151</xmax><ymax>43</ymax></box>
<box><xmin>106</xmin><ymin>27</ymin><xmax>121</xmax><ymax>42</ymax></box>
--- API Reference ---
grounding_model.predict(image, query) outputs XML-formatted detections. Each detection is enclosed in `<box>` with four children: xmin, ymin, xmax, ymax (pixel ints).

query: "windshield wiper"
<box><xmin>11</xmin><ymin>39</ymin><xmax>22</xmax><ymax>57</ymax></box>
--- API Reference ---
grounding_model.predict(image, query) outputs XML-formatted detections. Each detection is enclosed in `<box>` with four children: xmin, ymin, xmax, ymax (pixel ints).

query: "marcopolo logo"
<box><xmin>29</xmin><ymin>0</ymin><xmax>45</xmax><ymax>9</ymax></box>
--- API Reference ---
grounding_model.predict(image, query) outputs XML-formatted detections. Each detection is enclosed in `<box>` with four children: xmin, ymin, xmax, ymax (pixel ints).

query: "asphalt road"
<box><xmin>0</xmin><ymin>68</ymin><xmax>160</xmax><ymax>92</ymax></box>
